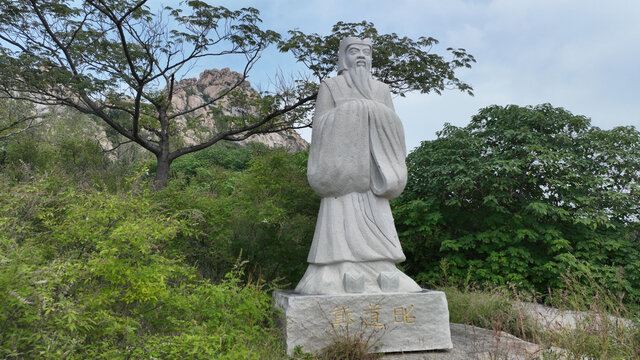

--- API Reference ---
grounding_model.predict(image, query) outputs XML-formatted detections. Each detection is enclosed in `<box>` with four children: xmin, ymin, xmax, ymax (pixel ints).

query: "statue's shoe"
<box><xmin>294</xmin><ymin>261</ymin><xmax>421</xmax><ymax>295</ymax></box>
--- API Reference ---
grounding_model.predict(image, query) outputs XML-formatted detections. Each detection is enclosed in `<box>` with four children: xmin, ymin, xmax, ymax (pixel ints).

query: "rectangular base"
<box><xmin>272</xmin><ymin>289</ymin><xmax>453</xmax><ymax>355</ymax></box>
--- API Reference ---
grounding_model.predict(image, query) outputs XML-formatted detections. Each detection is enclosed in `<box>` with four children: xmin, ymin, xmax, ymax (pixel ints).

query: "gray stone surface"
<box><xmin>296</xmin><ymin>37</ymin><xmax>421</xmax><ymax>295</ymax></box>
<box><xmin>273</xmin><ymin>289</ymin><xmax>452</xmax><ymax>355</ymax></box>
<box><xmin>516</xmin><ymin>302</ymin><xmax>636</xmax><ymax>331</ymax></box>
<box><xmin>382</xmin><ymin>323</ymin><xmax>543</xmax><ymax>360</ymax></box>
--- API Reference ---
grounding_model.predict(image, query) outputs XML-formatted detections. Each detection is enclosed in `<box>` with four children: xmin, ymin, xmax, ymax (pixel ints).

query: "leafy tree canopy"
<box><xmin>395</xmin><ymin>104</ymin><xmax>640</xmax><ymax>301</ymax></box>
<box><xmin>0</xmin><ymin>1</ymin><xmax>474</xmax><ymax>188</ymax></box>
<box><xmin>279</xmin><ymin>20</ymin><xmax>475</xmax><ymax>96</ymax></box>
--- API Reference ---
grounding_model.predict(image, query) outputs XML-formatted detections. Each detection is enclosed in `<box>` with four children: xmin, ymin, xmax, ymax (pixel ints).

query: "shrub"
<box><xmin>170</xmin><ymin>142</ymin><xmax>261</xmax><ymax>179</ymax></box>
<box><xmin>158</xmin><ymin>147</ymin><xmax>319</xmax><ymax>286</ymax></box>
<box><xmin>3</xmin><ymin>137</ymin><xmax>54</xmax><ymax>173</ymax></box>
<box><xmin>0</xmin><ymin>173</ymin><xmax>283</xmax><ymax>359</ymax></box>
<box><xmin>396</xmin><ymin>104</ymin><xmax>640</xmax><ymax>303</ymax></box>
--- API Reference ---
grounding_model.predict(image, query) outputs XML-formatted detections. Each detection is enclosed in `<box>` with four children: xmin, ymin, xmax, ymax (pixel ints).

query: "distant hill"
<box><xmin>28</xmin><ymin>68</ymin><xmax>308</xmax><ymax>164</ymax></box>
<box><xmin>171</xmin><ymin>68</ymin><xmax>308</xmax><ymax>151</ymax></box>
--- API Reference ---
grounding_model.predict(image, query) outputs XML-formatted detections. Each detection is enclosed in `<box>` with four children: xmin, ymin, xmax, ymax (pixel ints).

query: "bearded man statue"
<box><xmin>295</xmin><ymin>37</ymin><xmax>422</xmax><ymax>295</ymax></box>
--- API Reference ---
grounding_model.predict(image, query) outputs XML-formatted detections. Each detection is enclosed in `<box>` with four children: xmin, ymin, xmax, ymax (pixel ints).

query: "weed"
<box><xmin>442</xmin><ymin>272</ymin><xmax>640</xmax><ymax>359</ymax></box>
<box><xmin>536</xmin><ymin>272</ymin><xmax>640</xmax><ymax>359</ymax></box>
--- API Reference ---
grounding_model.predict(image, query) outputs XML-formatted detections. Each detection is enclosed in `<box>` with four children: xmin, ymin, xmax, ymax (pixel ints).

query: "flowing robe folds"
<box><xmin>295</xmin><ymin>75</ymin><xmax>421</xmax><ymax>294</ymax></box>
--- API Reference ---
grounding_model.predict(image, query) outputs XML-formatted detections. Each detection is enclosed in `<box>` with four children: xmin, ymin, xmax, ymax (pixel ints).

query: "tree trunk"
<box><xmin>154</xmin><ymin>114</ymin><xmax>172</xmax><ymax>190</ymax></box>
<box><xmin>154</xmin><ymin>137</ymin><xmax>171</xmax><ymax>190</ymax></box>
<box><xmin>155</xmin><ymin>153</ymin><xmax>171</xmax><ymax>190</ymax></box>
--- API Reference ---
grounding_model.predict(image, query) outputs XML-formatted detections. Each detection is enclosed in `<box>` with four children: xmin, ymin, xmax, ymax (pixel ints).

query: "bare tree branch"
<box><xmin>102</xmin><ymin>139</ymin><xmax>134</xmax><ymax>153</ymax></box>
<box><xmin>0</xmin><ymin>115</ymin><xmax>47</xmax><ymax>141</ymax></box>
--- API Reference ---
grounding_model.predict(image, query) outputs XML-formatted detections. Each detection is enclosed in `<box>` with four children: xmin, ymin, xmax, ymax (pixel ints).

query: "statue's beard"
<box><xmin>348</xmin><ymin>65</ymin><xmax>373</xmax><ymax>99</ymax></box>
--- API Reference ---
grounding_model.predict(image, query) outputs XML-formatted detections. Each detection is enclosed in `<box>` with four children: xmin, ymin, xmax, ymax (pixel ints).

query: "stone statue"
<box><xmin>295</xmin><ymin>37</ymin><xmax>422</xmax><ymax>295</ymax></box>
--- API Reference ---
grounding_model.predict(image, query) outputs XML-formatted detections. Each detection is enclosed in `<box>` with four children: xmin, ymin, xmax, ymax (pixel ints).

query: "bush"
<box><xmin>56</xmin><ymin>137</ymin><xmax>109</xmax><ymax>175</ymax></box>
<box><xmin>224</xmin><ymin>149</ymin><xmax>319</xmax><ymax>284</ymax></box>
<box><xmin>158</xmin><ymin>147</ymin><xmax>319</xmax><ymax>286</ymax></box>
<box><xmin>0</xmin><ymin>144</ymin><xmax>6</xmax><ymax>165</ymax></box>
<box><xmin>0</xmin><ymin>173</ymin><xmax>283</xmax><ymax>359</ymax></box>
<box><xmin>170</xmin><ymin>142</ymin><xmax>262</xmax><ymax>179</ymax></box>
<box><xmin>396</xmin><ymin>104</ymin><xmax>640</xmax><ymax>303</ymax></box>
<box><xmin>4</xmin><ymin>137</ymin><xmax>54</xmax><ymax>172</ymax></box>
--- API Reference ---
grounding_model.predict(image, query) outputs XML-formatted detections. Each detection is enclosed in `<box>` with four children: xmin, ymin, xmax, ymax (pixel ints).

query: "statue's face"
<box><xmin>345</xmin><ymin>44</ymin><xmax>372</xmax><ymax>71</ymax></box>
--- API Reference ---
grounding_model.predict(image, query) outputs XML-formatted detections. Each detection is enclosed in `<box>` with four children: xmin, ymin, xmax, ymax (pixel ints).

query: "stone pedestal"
<box><xmin>272</xmin><ymin>289</ymin><xmax>452</xmax><ymax>355</ymax></box>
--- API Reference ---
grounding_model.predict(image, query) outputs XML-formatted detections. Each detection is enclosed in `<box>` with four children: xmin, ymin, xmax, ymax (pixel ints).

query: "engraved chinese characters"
<box><xmin>272</xmin><ymin>290</ymin><xmax>454</xmax><ymax>354</ymax></box>
<box><xmin>328</xmin><ymin>303</ymin><xmax>416</xmax><ymax>329</ymax></box>
<box><xmin>295</xmin><ymin>37</ymin><xmax>421</xmax><ymax>295</ymax></box>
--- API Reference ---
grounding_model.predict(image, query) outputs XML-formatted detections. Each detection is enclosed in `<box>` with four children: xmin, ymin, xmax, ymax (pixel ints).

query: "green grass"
<box><xmin>441</xmin><ymin>277</ymin><xmax>640</xmax><ymax>360</ymax></box>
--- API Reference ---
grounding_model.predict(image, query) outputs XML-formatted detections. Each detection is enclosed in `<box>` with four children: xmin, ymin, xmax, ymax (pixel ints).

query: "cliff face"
<box><xmin>171</xmin><ymin>68</ymin><xmax>308</xmax><ymax>151</ymax></box>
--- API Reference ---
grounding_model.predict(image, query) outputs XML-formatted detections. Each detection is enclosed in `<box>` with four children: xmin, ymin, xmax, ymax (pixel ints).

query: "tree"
<box><xmin>0</xmin><ymin>98</ymin><xmax>47</xmax><ymax>141</ymax></box>
<box><xmin>160</xmin><ymin>146</ymin><xmax>319</xmax><ymax>284</ymax></box>
<box><xmin>0</xmin><ymin>1</ymin><xmax>474</xmax><ymax>188</ymax></box>
<box><xmin>278</xmin><ymin>21</ymin><xmax>475</xmax><ymax>97</ymax></box>
<box><xmin>395</xmin><ymin>104</ymin><xmax>640</xmax><ymax>300</ymax></box>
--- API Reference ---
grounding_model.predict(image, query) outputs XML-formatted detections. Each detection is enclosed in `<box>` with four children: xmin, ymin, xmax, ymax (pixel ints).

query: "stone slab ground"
<box><xmin>383</xmin><ymin>323</ymin><xmax>542</xmax><ymax>360</ymax></box>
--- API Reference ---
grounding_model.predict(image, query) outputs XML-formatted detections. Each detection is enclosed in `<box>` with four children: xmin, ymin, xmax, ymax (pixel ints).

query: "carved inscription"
<box><xmin>393</xmin><ymin>305</ymin><xmax>415</xmax><ymax>324</ymax></box>
<box><xmin>362</xmin><ymin>304</ymin><xmax>384</xmax><ymax>328</ymax></box>
<box><xmin>329</xmin><ymin>306</ymin><xmax>354</xmax><ymax>327</ymax></box>
<box><xmin>328</xmin><ymin>303</ymin><xmax>416</xmax><ymax>328</ymax></box>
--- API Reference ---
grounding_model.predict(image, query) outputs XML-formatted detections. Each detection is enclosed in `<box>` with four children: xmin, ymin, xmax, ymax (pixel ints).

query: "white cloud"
<box><xmin>163</xmin><ymin>0</ymin><xmax>640</xmax><ymax>148</ymax></box>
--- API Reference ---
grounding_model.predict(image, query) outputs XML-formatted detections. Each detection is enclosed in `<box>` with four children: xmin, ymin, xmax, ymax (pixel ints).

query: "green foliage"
<box><xmin>0</xmin><ymin>109</ymin><xmax>145</xmax><ymax>191</ymax></box>
<box><xmin>225</xmin><ymin>148</ymin><xmax>319</xmax><ymax>284</ymax></box>
<box><xmin>279</xmin><ymin>21</ymin><xmax>475</xmax><ymax>96</ymax></box>
<box><xmin>396</xmin><ymin>104</ymin><xmax>640</xmax><ymax>302</ymax></box>
<box><xmin>170</xmin><ymin>141</ymin><xmax>260</xmax><ymax>177</ymax></box>
<box><xmin>0</xmin><ymin>1</ymin><xmax>475</xmax><ymax>188</ymax></box>
<box><xmin>0</xmin><ymin>171</ymin><xmax>283</xmax><ymax>359</ymax></box>
<box><xmin>3</xmin><ymin>137</ymin><xmax>54</xmax><ymax>171</ymax></box>
<box><xmin>57</xmin><ymin>138</ymin><xmax>108</xmax><ymax>174</ymax></box>
<box><xmin>0</xmin><ymin>0</ymin><xmax>282</xmax><ymax>188</ymax></box>
<box><xmin>0</xmin><ymin>1</ymin><xmax>279</xmax><ymax>100</ymax></box>
<box><xmin>159</xmin><ymin>147</ymin><xmax>319</xmax><ymax>285</ymax></box>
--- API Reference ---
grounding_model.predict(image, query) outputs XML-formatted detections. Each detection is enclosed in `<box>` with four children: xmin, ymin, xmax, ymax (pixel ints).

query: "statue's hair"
<box><xmin>337</xmin><ymin>37</ymin><xmax>372</xmax><ymax>74</ymax></box>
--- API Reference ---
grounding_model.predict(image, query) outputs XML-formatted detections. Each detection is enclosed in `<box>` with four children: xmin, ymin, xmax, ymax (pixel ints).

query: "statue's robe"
<box><xmin>295</xmin><ymin>74</ymin><xmax>421</xmax><ymax>294</ymax></box>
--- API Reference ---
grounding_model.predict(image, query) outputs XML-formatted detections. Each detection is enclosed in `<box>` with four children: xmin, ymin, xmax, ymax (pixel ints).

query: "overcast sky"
<box><xmin>205</xmin><ymin>0</ymin><xmax>640</xmax><ymax>152</ymax></box>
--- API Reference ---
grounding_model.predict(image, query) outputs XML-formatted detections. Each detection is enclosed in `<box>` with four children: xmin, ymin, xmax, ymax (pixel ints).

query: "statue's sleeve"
<box><xmin>382</xmin><ymin>84</ymin><xmax>395</xmax><ymax>111</ymax></box>
<box><xmin>307</xmin><ymin>80</ymin><xmax>370</xmax><ymax>197</ymax></box>
<box><xmin>314</xmin><ymin>82</ymin><xmax>335</xmax><ymax>117</ymax></box>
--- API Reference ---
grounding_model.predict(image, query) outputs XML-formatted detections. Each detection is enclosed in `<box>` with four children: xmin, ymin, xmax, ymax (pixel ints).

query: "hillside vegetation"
<box><xmin>1</xmin><ymin>104</ymin><xmax>639</xmax><ymax>359</ymax></box>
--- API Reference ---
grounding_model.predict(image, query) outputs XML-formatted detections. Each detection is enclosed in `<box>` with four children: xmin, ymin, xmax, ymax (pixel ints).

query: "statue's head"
<box><xmin>338</xmin><ymin>37</ymin><xmax>372</xmax><ymax>75</ymax></box>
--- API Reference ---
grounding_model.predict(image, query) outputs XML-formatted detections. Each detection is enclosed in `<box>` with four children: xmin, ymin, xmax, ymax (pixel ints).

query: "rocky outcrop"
<box><xmin>171</xmin><ymin>68</ymin><xmax>308</xmax><ymax>151</ymax></box>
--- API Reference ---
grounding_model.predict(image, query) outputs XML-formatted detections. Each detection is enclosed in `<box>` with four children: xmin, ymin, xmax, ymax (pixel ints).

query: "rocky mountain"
<box><xmin>171</xmin><ymin>68</ymin><xmax>308</xmax><ymax>151</ymax></box>
<box><xmin>30</xmin><ymin>68</ymin><xmax>308</xmax><ymax>165</ymax></box>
